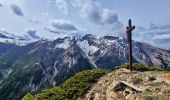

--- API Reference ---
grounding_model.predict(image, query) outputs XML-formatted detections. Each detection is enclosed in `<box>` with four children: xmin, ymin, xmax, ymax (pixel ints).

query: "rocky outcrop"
<box><xmin>81</xmin><ymin>68</ymin><xmax>170</xmax><ymax>100</ymax></box>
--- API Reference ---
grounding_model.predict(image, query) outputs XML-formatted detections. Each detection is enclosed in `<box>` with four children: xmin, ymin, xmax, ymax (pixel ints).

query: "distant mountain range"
<box><xmin>0</xmin><ymin>34</ymin><xmax>169</xmax><ymax>100</ymax></box>
<box><xmin>0</xmin><ymin>31</ymin><xmax>40</xmax><ymax>45</ymax></box>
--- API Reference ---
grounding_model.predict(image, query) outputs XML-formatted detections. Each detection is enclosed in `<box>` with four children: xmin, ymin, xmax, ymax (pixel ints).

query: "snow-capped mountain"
<box><xmin>0</xmin><ymin>31</ymin><xmax>40</xmax><ymax>45</ymax></box>
<box><xmin>0</xmin><ymin>34</ymin><xmax>170</xmax><ymax>100</ymax></box>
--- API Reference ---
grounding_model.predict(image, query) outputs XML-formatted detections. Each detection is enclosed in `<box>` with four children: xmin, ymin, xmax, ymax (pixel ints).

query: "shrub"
<box><xmin>165</xmin><ymin>66</ymin><xmax>170</xmax><ymax>71</ymax></box>
<box><xmin>23</xmin><ymin>69</ymin><xmax>109</xmax><ymax>100</ymax></box>
<box><xmin>115</xmin><ymin>63</ymin><xmax>163</xmax><ymax>71</ymax></box>
<box><xmin>22</xmin><ymin>93</ymin><xmax>35</xmax><ymax>100</ymax></box>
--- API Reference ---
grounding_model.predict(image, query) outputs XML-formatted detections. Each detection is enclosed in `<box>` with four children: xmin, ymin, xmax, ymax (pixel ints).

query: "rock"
<box><xmin>106</xmin><ymin>80</ymin><xmax>125</xmax><ymax>99</ymax></box>
<box><xmin>154</xmin><ymin>87</ymin><xmax>161</xmax><ymax>91</ymax></box>
<box><xmin>123</xmin><ymin>89</ymin><xmax>131</xmax><ymax>96</ymax></box>
<box><xmin>106</xmin><ymin>91</ymin><xmax>118</xmax><ymax>100</ymax></box>
<box><xmin>81</xmin><ymin>69</ymin><xmax>170</xmax><ymax>100</ymax></box>
<box><xmin>145</xmin><ymin>88</ymin><xmax>152</xmax><ymax>92</ymax></box>
<box><xmin>129</xmin><ymin>95</ymin><xmax>136</xmax><ymax>100</ymax></box>
<box><xmin>115</xmin><ymin>68</ymin><xmax>130</xmax><ymax>75</ymax></box>
<box><xmin>84</xmin><ymin>91</ymin><xmax>95</xmax><ymax>100</ymax></box>
<box><xmin>83</xmin><ymin>92</ymin><xmax>106</xmax><ymax>100</ymax></box>
<box><xmin>156</xmin><ymin>74</ymin><xmax>170</xmax><ymax>84</ymax></box>
<box><xmin>147</xmin><ymin>76</ymin><xmax>156</xmax><ymax>81</ymax></box>
<box><xmin>111</xmin><ymin>81</ymin><xmax>126</xmax><ymax>91</ymax></box>
<box><xmin>93</xmin><ymin>93</ymin><xmax>105</xmax><ymax>100</ymax></box>
<box><xmin>120</xmin><ymin>81</ymin><xmax>145</xmax><ymax>92</ymax></box>
<box><xmin>161</xmin><ymin>88</ymin><xmax>170</xmax><ymax>95</ymax></box>
<box><xmin>131</xmin><ymin>77</ymin><xmax>143</xmax><ymax>84</ymax></box>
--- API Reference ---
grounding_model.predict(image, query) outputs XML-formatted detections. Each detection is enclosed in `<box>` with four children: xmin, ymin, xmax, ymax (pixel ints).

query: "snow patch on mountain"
<box><xmin>0</xmin><ymin>30</ymin><xmax>41</xmax><ymax>46</ymax></box>
<box><xmin>77</xmin><ymin>40</ymin><xmax>90</xmax><ymax>53</ymax></box>
<box><xmin>77</xmin><ymin>40</ymin><xmax>100</xmax><ymax>55</ymax></box>
<box><xmin>55</xmin><ymin>38</ymin><xmax>70</xmax><ymax>49</ymax></box>
<box><xmin>0</xmin><ymin>38</ymin><xmax>34</xmax><ymax>46</ymax></box>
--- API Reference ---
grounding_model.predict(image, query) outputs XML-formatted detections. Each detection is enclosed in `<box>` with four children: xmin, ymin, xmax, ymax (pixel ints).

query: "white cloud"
<box><xmin>55</xmin><ymin>0</ymin><xmax>68</xmax><ymax>15</ymax></box>
<box><xmin>0</xmin><ymin>0</ymin><xmax>25</xmax><ymax>16</ymax></box>
<box><xmin>71</xmin><ymin>0</ymin><xmax>118</xmax><ymax>25</ymax></box>
<box><xmin>51</xmin><ymin>19</ymin><xmax>78</xmax><ymax>31</ymax></box>
<box><xmin>1</xmin><ymin>0</ymin><xmax>25</xmax><ymax>7</ymax></box>
<box><xmin>45</xmin><ymin>19</ymin><xmax>81</xmax><ymax>35</ymax></box>
<box><xmin>71</xmin><ymin>0</ymin><xmax>124</xmax><ymax>37</ymax></box>
<box><xmin>0</xmin><ymin>3</ymin><xmax>3</xmax><ymax>7</ymax></box>
<box><xmin>134</xmin><ymin>23</ymin><xmax>170</xmax><ymax>48</ymax></box>
<box><xmin>10</xmin><ymin>4</ymin><xmax>24</xmax><ymax>16</ymax></box>
<box><xmin>25</xmin><ymin>29</ymin><xmax>40</xmax><ymax>39</ymax></box>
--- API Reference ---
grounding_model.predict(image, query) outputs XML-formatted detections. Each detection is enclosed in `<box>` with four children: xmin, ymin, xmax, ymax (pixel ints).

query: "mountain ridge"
<box><xmin>0</xmin><ymin>34</ymin><xmax>169</xmax><ymax>100</ymax></box>
<box><xmin>23</xmin><ymin>65</ymin><xmax>170</xmax><ymax>100</ymax></box>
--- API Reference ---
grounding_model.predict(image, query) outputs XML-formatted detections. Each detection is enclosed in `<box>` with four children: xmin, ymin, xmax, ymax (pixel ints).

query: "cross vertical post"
<box><xmin>126</xmin><ymin>19</ymin><xmax>135</xmax><ymax>71</ymax></box>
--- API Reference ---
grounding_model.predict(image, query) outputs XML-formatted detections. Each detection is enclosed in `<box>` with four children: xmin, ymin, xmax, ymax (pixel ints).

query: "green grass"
<box><xmin>142</xmin><ymin>95</ymin><xmax>159</xmax><ymax>100</ymax></box>
<box><xmin>115</xmin><ymin>63</ymin><xmax>164</xmax><ymax>71</ymax></box>
<box><xmin>22</xmin><ymin>93</ymin><xmax>35</xmax><ymax>100</ymax></box>
<box><xmin>22</xmin><ymin>69</ymin><xmax>110</xmax><ymax>100</ymax></box>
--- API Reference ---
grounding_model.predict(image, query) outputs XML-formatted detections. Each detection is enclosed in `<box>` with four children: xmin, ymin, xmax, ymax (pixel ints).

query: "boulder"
<box><xmin>120</xmin><ymin>81</ymin><xmax>144</xmax><ymax>92</ymax></box>
<box><xmin>115</xmin><ymin>68</ymin><xmax>130</xmax><ymax>75</ymax></box>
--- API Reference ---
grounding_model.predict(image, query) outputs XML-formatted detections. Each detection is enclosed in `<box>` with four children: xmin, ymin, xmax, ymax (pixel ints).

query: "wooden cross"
<box><xmin>126</xmin><ymin>19</ymin><xmax>135</xmax><ymax>71</ymax></box>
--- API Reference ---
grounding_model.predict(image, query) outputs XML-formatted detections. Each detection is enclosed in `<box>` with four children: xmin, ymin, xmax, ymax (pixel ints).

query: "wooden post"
<box><xmin>126</xmin><ymin>19</ymin><xmax>135</xmax><ymax>71</ymax></box>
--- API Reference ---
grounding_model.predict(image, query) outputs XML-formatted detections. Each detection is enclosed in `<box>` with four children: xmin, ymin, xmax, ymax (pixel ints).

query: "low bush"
<box><xmin>22</xmin><ymin>69</ymin><xmax>109</xmax><ymax>100</ymax></box>
<box><xmin>115</xmin><ymin>63</ymin><xmax>163</xmax><ymax>71</ymax></box>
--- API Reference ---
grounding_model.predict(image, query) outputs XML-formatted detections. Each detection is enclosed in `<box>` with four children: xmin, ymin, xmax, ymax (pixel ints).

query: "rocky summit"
<box><xmin>80</xmin><ymin>68</ymin><xmax>170</xmax><ymax>100</ymax></box>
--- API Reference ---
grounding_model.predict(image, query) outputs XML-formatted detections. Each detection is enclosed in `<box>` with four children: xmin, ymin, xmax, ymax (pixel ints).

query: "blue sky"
<box><xmin>102</xmin><ymin>0</ymin><xmax>170</xmax><ymax>27</ymax></box>
<box><xmin>0</xmin><ymin>0</ymin><xmax>170</xmax><ymax>49</ymax></box>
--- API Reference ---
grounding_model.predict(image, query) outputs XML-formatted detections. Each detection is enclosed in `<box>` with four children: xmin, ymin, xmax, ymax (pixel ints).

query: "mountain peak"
<box><xmin>0</xmin><ymin>34</ymin><xmax>170</xmax><ymax>100</ymax></box>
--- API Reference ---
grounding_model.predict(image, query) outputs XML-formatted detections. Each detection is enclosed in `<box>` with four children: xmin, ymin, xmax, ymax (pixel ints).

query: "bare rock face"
<box><xmin>81</xmin><ymin>68</ymin><xmax>170</xmax><ymax>100</ymax></box>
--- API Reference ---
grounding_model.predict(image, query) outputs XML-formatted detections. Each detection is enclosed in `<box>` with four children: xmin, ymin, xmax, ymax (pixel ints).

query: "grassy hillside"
<box><xmin>22</xmin><ymin>69</ymin><xmax>110</xmax><ymax>100</ymax></box>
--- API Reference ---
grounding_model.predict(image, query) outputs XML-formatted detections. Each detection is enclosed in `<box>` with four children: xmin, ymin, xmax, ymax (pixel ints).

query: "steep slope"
<box><xmin>0</xmin><ymin>34</ymin><xmax>170</xmax><ymax>100</ymax></box>
<box><xmin>79</xmin><ymin>34</ymin><xmax>170</xmax><ymax>68</ymax></box>
<box><xmin>78</xmin><ymin>35</ymin><xmax>133</xmax><ymax>70</ymax></box>
<box><xmin>0</xmin><ymin>41</ymin><xmax>63</xmax><ymax>99</ymax></box>
<box><xmin>0</xmin><ymin>38</ymin><xmax>96</xmax><ymax>100</ymax></box>
<box><xmin>133</xmin><ymin>42</ymin><xmax>170</xmax><ymax>67</ymax></box>
<box><xmin>0</xmin><ymin>42</ymin><xmax>17</xmax><ymax>56</ymax></box>
<box><xmin>53</xmin><ymin>40</ymin><xmax>96</xmax><ymax>85</ymax></box>
<box><xmin>0</xmin><ymin>40</ymin><xmax>52</xmax><ymax>99</ymax></box>
<box><xmin>23</xmin><ymin>65</ymin><xmax>170</xmax><ymax>100</ymax></box>
<box><xmin>23</xmin><ymin>69</ymin><xmax>109</xmax><ymax>100</ymax></box>
<box><xmin>0</xmin><ymin>33</ymin><xmax>11</xmax><ymax>39</ymax></box>
<box><xmin>0</xmin><ymin>42</ymin><xmax>18</xmax><ymax>83</ymax></box>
